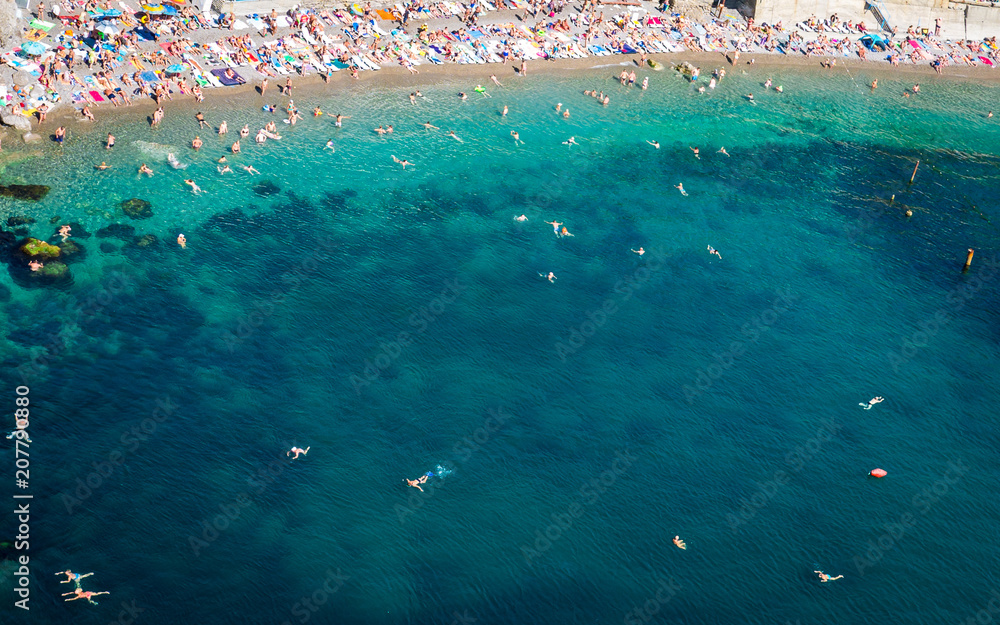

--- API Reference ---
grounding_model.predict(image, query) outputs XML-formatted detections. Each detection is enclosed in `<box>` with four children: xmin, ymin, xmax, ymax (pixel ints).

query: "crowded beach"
<box><xmin>1</xmin><ymin>0</ymin><xmax>999</xmax><ymax>130</ymax></box>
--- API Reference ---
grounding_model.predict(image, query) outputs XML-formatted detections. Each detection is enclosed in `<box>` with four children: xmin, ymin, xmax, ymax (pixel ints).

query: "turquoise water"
<box><xmin>2</xmin><ymin>66</ymin><xmax>1000</xmax><ymax>624</ymax></box>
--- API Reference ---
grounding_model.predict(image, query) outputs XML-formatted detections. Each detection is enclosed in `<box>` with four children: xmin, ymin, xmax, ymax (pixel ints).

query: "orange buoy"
<box><xmin>870</xmin><ymin>468</ymin><xmax>887</xmax><ymax>478</ymax></box>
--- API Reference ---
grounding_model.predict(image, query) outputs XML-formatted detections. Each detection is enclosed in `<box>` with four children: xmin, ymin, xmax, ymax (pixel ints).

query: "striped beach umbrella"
<box><xmin>165</xmin><ymin>63</ymin><xmax>185</xmax><ymax>74</ymax></box>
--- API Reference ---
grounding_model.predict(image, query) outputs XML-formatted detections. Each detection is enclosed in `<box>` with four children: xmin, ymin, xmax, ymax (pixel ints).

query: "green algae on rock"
<box><xmin>20</xmin><ymin>237</ymin><xmax>60</xmax><ymax>259</ymax></box>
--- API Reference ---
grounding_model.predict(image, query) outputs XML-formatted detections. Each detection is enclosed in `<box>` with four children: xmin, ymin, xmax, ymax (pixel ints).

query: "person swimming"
<box><xmin>673</xmin><ymin>536</ymin><xmax>687</xmax><ymax>549</ymax></box>
<box><xmin>675</xmin><ymin>183</ymin><xmax>688</xmax><ymax>196</ymax></box>
<box><xmin>6</xmin><ymin>429</ymin><xmax>31</xmax><ymax>442</ymax></box>
<box><xmin>860</xmin><ymin>396</ymin><xmax>884</xmax><ymax>410</ymax></box>
<box><xmin>562</xmin><ymin>137</ymin><xmax>578</xmax><ymax>146</ymax></box>
<box><xmin>139</xmin><ymin>163</ymin><xmax>153</xmax><ymax>176</ymax></box>
<box><xmin>815</xmin><ymin>570</ymin><xmax>843</xmax><ymax>582</ymax></box>
<box><xmin>177</xmin><ymin>233</ymin><xmax>187</xmax><ymax>248</ymax></box>
<box><xmin>287</xmin><ymin>446</ymin><xmax>310</xmax><ymax>460</ymax></box>
<box><xmin>448</xmin><ymin>130</ymin><xmax>463</xmax><ymax>142</ymax></box>
<box><xmin>242</xmin><ymin>165</ymin><xmax>260</xmax><ymax>175</ymax></box>
<box><xmin>647</xmin><ymin>140</ymin><xmax>660</xmax><ymax>149</ymax></box>
<box><xmin>57</xmin><ymin>570</ymin><xmax>94</xmax><ymax>585</ymax></box>
<box><xmin>325</xmin><ymin>139</ymin><xmax>336</xmax><ymax>151</ymax></box>
<box><xmin>167</xmin><ymin>153</ymin><xmax>187</xmax><ymax>169</ymax></box>
<box><xmin>510</xmin><ymin>130</ymin><xmax>523</xmax><ymax>145</ymax></box>
<box><xmin>392</xmin><ymin>155</ymin><xmax>412</xmax><ymax>169</ymax></box>
<box><xmin>718</xmin><ymin>147</ymin><xmax>730</xmax><ymax>157</ymax></box>
<box><xmin>62</xmin><ymin>588</ymin><xmax>109</xmax><ymax>604</ymax></box>
<box><xmin>514</xmin><ymin>215</ymin><xmax>528</xmax><ymax>222</ymax></box>
<box><xmin>538</xmin><ymin>271</ymin><xmax>557</xmax><ymax>283</ymax></box>
<box><xmin>631</xmin><ymin>247</ymin><xmax>645</xmax><ymax>255</ymax></box>
<box><xmin>707</xmin><ymin>245</ymin><xmax>721</xmax><ymax>259</ymax></box>
<box><xmin>545</xmin><ymin>220</ymin><xmax>563</xmax><ymax>237</ymax></box>
<box><xmin>184</xmin><ymin>180</ymin><xmax>202</xmax><ymax>194</ymax></box>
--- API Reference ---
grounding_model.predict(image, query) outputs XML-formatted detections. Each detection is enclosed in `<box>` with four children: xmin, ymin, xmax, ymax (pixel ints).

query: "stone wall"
<box><xmin>0</xmin><ymin>0</ymin><xmax>19</xmax><ymax>48</ymax></box>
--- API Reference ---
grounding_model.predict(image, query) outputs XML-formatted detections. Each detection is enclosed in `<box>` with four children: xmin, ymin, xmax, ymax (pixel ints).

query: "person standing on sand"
<box><xmin>260</xmin><ymin>78</ymin><xmax>268</xmax><ymax>96</ymax></box>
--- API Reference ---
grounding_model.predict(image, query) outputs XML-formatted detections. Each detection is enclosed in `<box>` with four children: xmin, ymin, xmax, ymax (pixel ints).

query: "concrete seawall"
<box><xmin>752</xmin><ymin>0</ymin><xmax>1000</xmax><ymax>40</ymax></box>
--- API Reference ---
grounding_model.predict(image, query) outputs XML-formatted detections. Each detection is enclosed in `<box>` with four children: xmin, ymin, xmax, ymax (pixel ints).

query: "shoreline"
<box><xmin>27</xmin><ymin>50</ymin><xmax>1000</xmax><ymax>142</ymax></box>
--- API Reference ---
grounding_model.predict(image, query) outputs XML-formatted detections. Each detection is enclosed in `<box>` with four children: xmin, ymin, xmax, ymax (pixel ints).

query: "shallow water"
<box><xmin>2</xmin><ymin>67</ymin><xmax>999</xmax><ymax>624</ymax></box>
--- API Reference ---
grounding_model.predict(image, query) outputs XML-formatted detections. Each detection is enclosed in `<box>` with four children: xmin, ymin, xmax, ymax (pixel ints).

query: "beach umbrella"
<box><xmin>97</xmin><ymin>23</ymin><xmax>120</xmax><ymax>36</ymax></box>
<box><xmin>96</xmin><ymin>9</ymin><xmax>122</xmax><ymax>19</ymax></box>
<box><xmin>20</xmin><ymin>40</ymin><xmax>46</xmax><ymax>56</ymax></box>
<box><xmin>142</xmin><ymin>3</ymin><xmax>177</xmax><ymax>15</ymax></box>
<box><xmin>165</xmin><ymin>63</ymin><xmax>185</xmax><ymax>74</ymax></box>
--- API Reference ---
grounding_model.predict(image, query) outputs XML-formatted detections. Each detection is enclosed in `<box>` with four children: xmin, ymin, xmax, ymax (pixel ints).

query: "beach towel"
<box><xmin>88</xmin><ymin>90</ymin><xmax>105</xmax><ymax>101</ymax></box>
<box><xmin>24</xmin><ymin>29</ymin><xmax>48</xmax><ymax>41</ymax></box>
<box><xmin>210</xmin><ymin>67</ymin><xmax>245</xmax><ymax>85</ymax></box>
<box><xmin>140</xmin><ymin>69</ymin><xmax>159</xmax><ymax>82</ymax></box>
<box><xmin>376</xmin><ymin>9</ymin><xmax>395</xmax><ymax>20</ymax></box>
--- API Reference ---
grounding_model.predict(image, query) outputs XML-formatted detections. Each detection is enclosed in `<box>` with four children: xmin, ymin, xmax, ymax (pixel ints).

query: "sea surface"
<box><xmin>1</xmin><ymin>65</ymin><xmax>999</xmax><ymax>625</ymax></box>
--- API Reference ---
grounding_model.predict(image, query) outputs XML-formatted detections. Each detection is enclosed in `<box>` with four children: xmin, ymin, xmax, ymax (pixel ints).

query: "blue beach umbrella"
<box><xmin>165</xmin><ymin>63</ymin><xmax>185</xmax><ymax>74</ymax></box>
<box><xmin>97</xmin><ymin>9</ymin><xmax>123</xmax><ymax>18</ymax></box>
<box><xmin>20</xmin><ymin>41</ymin><xmax>46</xmax><ymax>56</ymax></box>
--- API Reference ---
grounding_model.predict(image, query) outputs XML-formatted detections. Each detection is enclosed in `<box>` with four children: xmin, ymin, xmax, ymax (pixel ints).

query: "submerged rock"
<box><xmin>39</xmin><ymin>261</ymin><xmax>68</xmax><ymax>278</ymax></box>
<box><xmin>67</xmin><ymin>222</ymin><xmax>92</xmax><ymax>238</ymax></box>
<box><xmin>99</xmin><ymin>242</ymin><xmax>118</xmax><ymax>253</ymax></box>
<box><xmin>0</xmin><ymin>184</ymin><xmax>49</xmax><ymax>201</ymax></box>
<box><xmin>121</xmin><ymin>198</ymin><xmax>154</xmax><ymax>220</ymax></box>
<box><xmin>50</xmin><ymin>215</ymin><xmax>61</xmax><ymax>224</ymax></box>
<box><xmin>7</xmin><ymin>215</ymin><xmax>34</xmax><ymax>227</ymax></box>
<box><xmin>0</xmin><ymin>283</ymin><xmax>9</xmax><ymax>302</ymax></box>
<box><xmin>253</xmin><ymin>180</ymin><xmax>281</xmax><ymax>196</ymax></box>
<box><xmin>133</xmin><ymin>234</ymin><xmax>158</xmax><ymax>248</ymax></box>
<box><xmin>19</xmin><ymin>238</ymin><xmax>60</xmax><ymax>259</ymax></box>
<box><xmin>59</xmin><ymin>240</ymin><xmax>86</xmax><ymax>262</ymax></box>
<box><xmin>96</xmin><ymin>224</ymin><xmax>136</xmax><ymax>240</ymax></box>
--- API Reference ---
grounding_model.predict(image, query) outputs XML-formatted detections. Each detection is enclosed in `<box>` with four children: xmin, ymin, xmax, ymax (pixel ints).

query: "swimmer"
<box><xmin>647</xmin><ymin>140</ymin><xmax>660</xmax><ymax>149</ymax></box>
<box><xmin>58</xmin><ymin>225</ymin><xmax>72</xmax><ymax>242</ymax></box>
<box><xmin>167</xmin><ymin>153</ymin><xmax>186</xmax><ymax>169</ymax></box>
<box><xmin>242</xmin><ymin>165</ymin><xmax>260</xmax><ymax>175</ymax></box>
<box><xmin>673</xmin><ymin>536</ymin><xmax>687</xmax><ymax>550</ymax></box>
<box><xmin>218</xmin><ymin>156</ymin><xmax>227</xmax><ymax>163</ymax></box>
<box><xmin>690</xmin><ymin>146</ymin><xmax>700</xmax><ymax>159</ymax></box>
<box><xmin>502</xmin><ymin>105</ymin><xmax>508</xmax><ymax>116</ymax></box>
<box><xmin>514</xmin><ymin>214</ymin><xmax>528</xmax><ymax>222</ymax></box>
<box><xmin>641</xmin><ymin>77</ymin><xmax>648</xmax><ymax>90</ymax></box>
<box><xmin>386</xmin><ymin>125</ymin><xmax>393</xmax><ymax>134</ymax></box>
<box><xmin>447</xmin><ymin>130</ymin><xmax>463</xmax><ymax>142</ymax></box>
<box><xmin>870</xmin><ymin>79</ymin><xmax>878</xmax><ymax>92</ymax></box>
<box><xmin>510</xmin><ymin>130</ymin><xmax>523</xmax><ymax>145</ymax></box>
<box><xmin>192</xmin><ymin>136</ymin><xmax>203</xmax><ymax>150</ymax></box>
<box><xmin>406</xmin><ymin>475</ymin><xmax>429</xmax><ymax>491</ymax></box>
<box><xmin>5</xmin><ymin>429</ymin><xmax>30</xmax><ymax>442</ymax></box>
<box><xmin>746</xmin><ymin>93</ymin><xmax>755</xmax><ymax>103</ymax></box>
<box><xmin>105</xmin><ymin>133</ymin><xmax>115</xmax><ymax>149</ymax></box>
<box><xmin>335</xmin><ymin>114</ymin><xmax>351</xmax><ymax>127</ymax></box>
<box><xmin>138</xmin><ymin>163</ymin><xmax>153</xmax><ymax>176</ymax></box>
<box><xmin>718</xmin><ymin>147</ymin><xmax>730</xmax><ymax>157</ymax></box>
<box><xmin>287</xmin><ymin>446</ymin><xmax>310</xmax><ymax>460</ymax></box>
<box><xmin>775</xmin><ymin>85</ymin><xmax>783</xmax><ymax>93</ymax></box>
<box><xmin>231</xmin><ymin>140</ymin><xmax>241</xmax><ymax>153</ymax></box>
<box><xmin>422</xmin><ymin>121</ymin><xmax>439</xmax><ymax>130</ymax></box>
<box><xmin>562</xmin><ymin>137</ymin><xmax>578</xmax><ymax>146</ymax></box>
<box><xmin>459</xmin><ymin>92</ymin><xmax>468</xmax><ymax>100</ymax></box>
<box><xmin>28</xmin><ymin>260</ymin><xmax>43</xmax><ymax>271</ymax></box>
<box><xmin>631</xmin><ymin>247</ymin><xmax>645</xmax><ymax>255</ymax></box>
<box><xmin>63</xmin><ymin>588</ymin><xmax>110</xmax><ymax>604</ymax></box>
<box><xmin>988</xmin><ymin>111</ymin><xmax>994</xmax><ymax>118</ymax></box>
<box><xmin>177</xmin><ymin>233</ymin><xmax>186</xmax><ymax>248</ymax></box>
<box><xmin>409</xmin><ymin>93</ymin><xmax>416</xmax><ymax>105</ymax></box>
<box><xmin>675</xmin><ymin>183</ymin><xmax>688</xmax><ymax>196</ymax></box>
<box><xmin>184</xmin><ymin>179</ymin><xmax>202</xmax><ymax>194</ymax></box>
<box><xmin>475</xmin><ymin>85</ymin><xmax>490</xmax><ymax>97</ymax></box>
<box><xmin>764</xmin><ymin>78</ymin><xmax>772</xmax><ymax>89</ymax></box>
<box><xmin>255</xmin><ymin>130</ymin><xmax>267</xmax><ymax>144</ymax></box>
<box><xmin>240</xmin><ymin>124</ymin><xmax>250</xmax><ymax>138</ymax></box>
<box><xmin>218</xmin><ymin>121</ymin><xmax>228</xmax><ymax>135</ymax></box>
<box><xmin>707</xmin><ymin>245</ymin><xmax>721</xmax><ymax>259</ymax></box>
<box><xmin>538</xmin><ymin>271</ymin><xmax>557</xmax><ymax>283</ymax></box>
<box><xmin>95</xmin><ymin>162</ymin><xmax>110</xmax><ymax>170</ymax></box>
<box><xmin>815</xmin><ymin>570</ymin><xmax>844</xmax><ymax>582</ymax></box>
<box><xmin>325</xmin><ymin>139</ymin><xmax>336</xmax><ymax>151</ymax></box>
<box><xmin>57</xmin><ymin>571</ymin><xmax>94</xmax><ymax>584</ymax></box>
<box><xmin>374</xmin><ymin>125</ymin><xmax>387</xmax><ymax>135</ymax></box>
<box><xmin>860</xmin><ymin>396</ymin><xmax>884</xmax><ymax>410</ymax></box>
<box><xmin>545</xmin><ymin>220</ymin><xmax>563</xmax><ymax>237</ymax></box>
<box><xmin>560</xmin><ymin>226</ymin><xmax>573</xmax><ymax>237</ymax></box>
<box><xmin>562</xmin><ymin>109</ymin><xmax>570</xmax><ymax>119</ymax></box>
<box><xmin>195</xmin><ymin>111</ymin><xmax>208</xmax><ymax>128</ymax></box>
<box><xmin>490</xmin><ymin>73</ymin><xmax>502</xmax><ymax>87</ymax></box>
<box><xmin>313</xmin><ymin>106</ymin><xmax>323</xmax><ymax>116</ymax></box>
<box><xmin>218</xmin><ymin>164</ymin><xmax>232</xmax><ymax>174</ymax></box>
<box><xmin>392</xmin><ymin>155</ymin><xmax>412</xmax><ymax>169</ymax></box>
<box><xmin>415</xmin><ymin>91</ymin><xmax>423</xmax><ymax>98</ymax></box>
<box><xmin>555</xmin><ymin>102</ymin><xmax>562</xmax><ymax>112</ymax></box>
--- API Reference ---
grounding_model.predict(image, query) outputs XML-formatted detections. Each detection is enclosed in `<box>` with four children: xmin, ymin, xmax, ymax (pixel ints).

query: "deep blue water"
<box><xmin>1</xmin><ymin>65</ymin><xmax>999</xmax><ymax>624</ymax></box>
